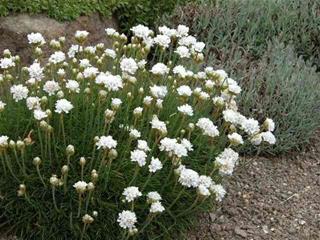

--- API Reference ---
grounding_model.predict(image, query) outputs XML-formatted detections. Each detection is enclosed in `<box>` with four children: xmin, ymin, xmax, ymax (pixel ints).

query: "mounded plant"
<box><xmin>239</xmin><ymin>41</ymin><xmax>320</xmax><ymax>154</ymax></box>
<box><xmin>0</xmin><ymin>25</ymin><xmax>275</xmax><ymax>239</ymax></box>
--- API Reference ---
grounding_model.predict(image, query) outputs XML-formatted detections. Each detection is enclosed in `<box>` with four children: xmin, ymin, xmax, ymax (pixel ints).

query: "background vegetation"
<box><xmin>0</xmin><ymin>0</ymin><xmax>192</xmax><ymax>32</ymax></box>
<box><xmin>162</xmin><ymin>0</ymin><xmax>320</xmax><ymax>154</ymax></box>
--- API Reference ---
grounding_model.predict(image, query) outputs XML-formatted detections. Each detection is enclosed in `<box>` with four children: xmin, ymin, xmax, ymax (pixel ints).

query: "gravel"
<box><xmin>188</xmin><ymin>133</ymin><xmax>320</xmax><ymax>239</ymax></box>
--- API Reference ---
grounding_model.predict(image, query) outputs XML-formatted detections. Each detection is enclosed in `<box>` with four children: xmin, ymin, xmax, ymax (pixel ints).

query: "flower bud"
<box><xmin>17</xmin><ymin>184</ymin><xmax>26</xmax><ymax>197</ymax></box>
<box><xmin>33</xmin><ymin>157</ymin><xmax>41</xmax><ymax>166</ymax></box>
<box><xmin>66</xmin><ymin>145</ymin><xmax>75</xmax><ymax>156</ymax></box>
<box><xmin>41</xmin><ymin>96</ymin><xmax>48</xmax><ymax>105</ymax></box>
<box><xmin>108</xmin><ymin>149</ymin><xmax>118</xmax><ymax>160</ymax></box>
<box><xmin>50</xmin><ymin>175</ymin><xmax>59</xmax><ymax>187</ymax></box>
<box><xmin>87</xmin><ymin>182</ymin><xmax>95</xmax><ymax>191</ymax></box>
<box><xmin>84</xmin><ymin>87</ymin><xmax>91</xmax><ymax>95</ymax></box>
<box><xmin>82</xmin><ymin>214</ymin><xmax>94</xmax><ymax>224</ymax></box>
<box><xmin>92</xmin><ymin>211</ymin><xmax>98</xmax><ymax>217</ymax></box>
<box><xmin>16</xmin><ymin>140</ymin><xmax>25</xmax><ymax>150</ymax></box>
<box><xmin>79</xmin><ymin>157</ymin><xmax>86</xmax><ymax>166</ymax></box>
<box><xmin>57</xmin><ymin>90</ymin><xmax>64</xmax><ymax>99</ymax></box>
<box><xmin>40</xmin><ymin>120</ymin><xmax>48</xmax><ymax>130</ymax></box>
<box><xmin>91</xmin><ymin>169</ymin><xmax>98</xmax><ymax>182</ymax></box>
<box><xmin>9</xmin><ymin>140</ymin><xmax>16</xmax><ymax>149</ymax></box>
<box><xmin>61</xmin><ymin>165</ymin><xmax>69</xmax><ymax>174</ymax></box>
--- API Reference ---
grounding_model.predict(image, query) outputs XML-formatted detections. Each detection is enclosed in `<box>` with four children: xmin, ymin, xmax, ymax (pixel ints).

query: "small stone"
<box><xmin>234</xmin><ymin>226</ymin><xmax>248</xmax><ymax>238</ymax></box>
<box><xmin>262</xmin><ymin>225</ymin><xmax>269</xmax><ymax>234</ymax></box>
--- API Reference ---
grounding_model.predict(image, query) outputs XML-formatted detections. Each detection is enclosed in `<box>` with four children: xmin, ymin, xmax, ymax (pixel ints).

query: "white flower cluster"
<box><xmin>0</xmin><ymin>24</ymin><xmax>276</xmax><ymax>237</ymax></box>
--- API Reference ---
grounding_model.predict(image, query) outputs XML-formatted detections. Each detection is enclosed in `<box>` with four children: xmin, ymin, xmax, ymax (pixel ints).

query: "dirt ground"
<box><xmin>188</xmin><ymin>134</ymin><xmax>320</xmax><ymax>240</ymax></box>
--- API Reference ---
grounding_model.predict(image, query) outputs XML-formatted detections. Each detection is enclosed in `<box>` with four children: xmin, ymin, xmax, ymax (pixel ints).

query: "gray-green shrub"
<box><xmin>161</xmin><ymin>0</ymin><xmax>320</xmax><ymax>154</ymax></box>
<box><xmin>239</xmin><ymin>41</ymin><xmax>320</xmax><ymax>154</ymax></box>
<box><xmin>162</xmin><ymin>0</ymin><xmax>320</xmax><ymax>68</ymax></box>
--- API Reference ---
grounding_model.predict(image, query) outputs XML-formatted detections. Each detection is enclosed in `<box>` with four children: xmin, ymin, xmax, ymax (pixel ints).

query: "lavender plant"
<box><xmin>0</xmin><ymin>25</ymin><xmax>275</xmax><ymax>239</ymax></box>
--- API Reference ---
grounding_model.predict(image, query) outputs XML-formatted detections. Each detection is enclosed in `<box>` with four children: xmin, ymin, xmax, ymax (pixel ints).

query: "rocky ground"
<box><xmin>189</xmin><ymin>133</ymin><xmax>320</xmax><ymax>240</ymax></box>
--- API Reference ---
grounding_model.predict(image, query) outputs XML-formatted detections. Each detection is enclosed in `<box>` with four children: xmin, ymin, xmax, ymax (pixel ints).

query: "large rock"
<box><xmin>0</xmin><ymin>13</ymin><xmax>118</xmax><ymax>63</ymax></box>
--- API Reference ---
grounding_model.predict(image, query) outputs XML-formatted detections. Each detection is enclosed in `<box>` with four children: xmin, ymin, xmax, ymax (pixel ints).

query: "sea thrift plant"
<box><xmin>0</xmin><ymin>25</ymin><xmax>275</xmax><ymax>239</ymax></box>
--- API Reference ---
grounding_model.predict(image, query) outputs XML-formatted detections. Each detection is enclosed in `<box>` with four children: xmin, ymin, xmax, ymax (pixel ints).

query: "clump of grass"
<box><xmin>0</xmin><ymin>25</ymin><xmax>274</xmax><ymax>239</ymax></box>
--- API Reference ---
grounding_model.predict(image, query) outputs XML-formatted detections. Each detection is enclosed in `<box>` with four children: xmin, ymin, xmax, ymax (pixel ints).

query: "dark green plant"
<box><xmin>0</xmin><ymin>0</ymin><xmax>191</xmax><ymax>32</ymax></box>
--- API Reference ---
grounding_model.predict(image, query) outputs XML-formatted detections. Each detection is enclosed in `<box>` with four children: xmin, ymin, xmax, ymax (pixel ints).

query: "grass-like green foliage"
<box><xmin>0</xmin><ymin>26</ymin><xmax>274</xmax><ymax>239</ymax></box>
<box><xmin>162</xmin><ymin>0</ymin><xmax>320</xmax><ymax>154</ymax></box>
<box><xmin>239</xmin><ymin>41</ymin><xmax>320</xmax><ymax>154</ymax></box>
<box><xmin>0</xmin><ymin>0</ymin><xmax>191</xmax><ymax>32</ymax></box>
<box><xmin>163</xmin><ymin>0</ymin><xmax>320</xmax><ymax>67</ymax></box>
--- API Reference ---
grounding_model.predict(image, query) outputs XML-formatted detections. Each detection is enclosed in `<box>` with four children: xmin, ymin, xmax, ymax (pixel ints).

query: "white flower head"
<box><xmin>154</xmin><ymin>34</ymin><xmax>171</xmax><ymax>48</ymax></box>
<box><xmin>150</xmin><ymin>85</ymin><xmax>168</xmax><ymax>99</ymax></box>
<box><xmin>117</xmin><ymin>210</ymin><xmax>137</xmax><ymax>230</ymax></box>
<box><xmin>0</xmin><ymin>57</ymin><xmax>15</xmax><ymax>69</ymax></box>
<box><xmin>178</xmin><ymin>168</ymin><xmax>200</xmax><ymax>188</ymax></box>
<box><xmin>49</xmin><ymin>51</ymin><xmax>65</xmax><ymax>64</ymax></box>
<box><xmin>210</xmin><ymin>184</ymin><xmax>226</xmax><ymax>202</ymax></box>
<box><xmin>159</xmin><ymin>26</ymin><xmax>177</xmax><ymax>38</ymax></box>
<box><xmin>111</xmin><ymin>98</ymin><xmax>122</xmax><ymax>109</ymax></box>
<box><xmin>79</xmin><ymin>59</ymin><xmax>91</xmax><ymax>68</ymax></box>
<box><xmin>0</xmin><ymin>135</ymin><xmax>9</xmax><ymax>148</ymax></box>
<box><xmin>192</xmin><ymin>42</ymin><xmax>205</xmax><ymax>53</ymax></box>
<box><xmin>178</xmin><ymin>104</ymin><xmax>194</xmax><ymax>116</ymax></box>
<box><xmin>215</xmin><ymin>148</ymin><xmax>239</xmax><ymax>175</ymax></box>
<box><xmin>196</xmin><ymin>118</ymin><xmax>219</xmax><ymax>138</ymax></box>
<box><xmin>228</xmin><ymin>132</ymin><xmax>244</xmax><ymax>145</ymax></box>
<box><xmin>151</xmin><ymin>115</ymin><xmax>167</xmax><ymax>132</ymax></box>
<box><xmin>131</xmin><ymin>24</ymin><xmax>152</xmax><ymax>39</ymax></box>
<box><xmin>103</xmin><ymin>74</ymin><xmax>123</xmax><ymax>92</ymax></box>
<box><xmin>105</xmin><ymin>49</ymin><xmax>116</xmax><ymax>59</ymax></box>
<box><xmin>148</xmin><ymin>157</ymin><xmax>163</xmax><ymax>173</ymax></box>
<box><xmin>33</xmin><ymin>109</ymin><xmax>47</xmax><ymax>121</ymax></box>
<box><xmin>175</xmin><ymin>46</ymin><xmax>190</xmax><ymax>58</ymax></box>
<box><xmin>241</xmin><ymin>118</ymin><xmax>260</xmax><ymax>135</ymax></box>
<box><xmin>73</xmin><ymin>181</ymin><xmax>88</xmax><ymax>193</ymax></box>
<box><xmin>177</xmin><ymin>25</ymin><xmax>189</xmax><ymax>37</ymax></box>
<box><xmin>120</xmin><ymin>58</ymin><xmax>138</xmax><ymax>75</ymax></box>
<box><xmin>28</xmin><ymin>62</ymin><xmax>44</xmax><ymax>81</ymax></box>
<box><xmin>0</xmin><ymin>101</ymin><xmax>6</xmax><ymax>112</ymax></box>
<box><xmin>122</xmin><ymin>186</ymin><xmax>142</xmax><ymax>202</ymax></box>
<box><xmin>137</xmin><ymin>140</ymin><xmax>150</xmax><ymax>152</ymax></box>
<box><xmin>96</xmin><ymin>136</ymin><xmax>117</xmax><ymax>150</ymax></box>
<box><xmin>75</xmin><ymin>30</ymin><xmax>89</xmax><ymax>39</ymax></box>
<box><xmin>261</xmin><ymin>131</ymin><xmax>276</xmax><ymax>145</ymax></box>
<box><xmin>129</xmin><ymin>129</ymin><xmax>141</xmax><ymax>139</ymax></box>
<box><xmin>105</xmin><ymin>28</ymin><xmax>118</xmax><ymax>36</ymax></box>
<box><xmin>26</xmin><ymin>96</ymin><xmax>40</xmax><ymax>110</ymax></box>
<box><xmin>173</xmin><ymin>65</ymin><xmax>188</xmax><ymax>78</ymax></box>
<box><xmin>66</xmin><ymin>80</ymin><xmax>80</xmax><ymax>93</ymax></box>
<box><xmin>198</xmin><ymin>185</ymin><xmax>211</xmax><ymax>197</ymax></box>
<box><xmin>150</xmin><ymin>63</ymin><xmax>169</xmax><ymax>75</ymax></box>
<box><xmin>83</xmin><ymin>67</ymin><xmax>99</xmax><ymax>78</ymax></box>
<box><xmin>147</xmin><ymin>191</ymin><xmax>162</xmax><ymax>203</ymax></box>
<box><xmin>177</xmin><ymin>85</ymin><xmax>192</xmax><ymax>97</ymax></box>
<box><xmin>10</xmin><ymin>84</ymin><xmax>29</xmax><ymax>102</ymax></box>
<box><xmin>178</xmin><ymin>35</ymin><xmax>196</xmax><ymax>47</ymax></box>
<box><xmin>55</xmin><ymin>99</ymin><xmax>73</xmax><ymax>114</ymax></box>
<box><xmin>43</xmin><ymin>80</ymin><xmax>60</xmax><ymax>96</ymax></box>
<box><xmin>27</xmin><ymin>32</ymin><xmax>45</xmax><ymax>45</ymax></box>
<box><xmin>150</xmin><ymin>201</ymin><xmax>165</xmax><ymax>213</ymax></box>
<box><xmin>130</xmin><ymin>149</ymin><xmax>147</xmax><ymax>167</ymax></box>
